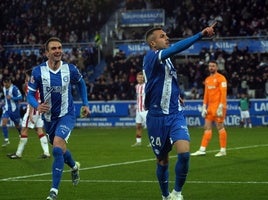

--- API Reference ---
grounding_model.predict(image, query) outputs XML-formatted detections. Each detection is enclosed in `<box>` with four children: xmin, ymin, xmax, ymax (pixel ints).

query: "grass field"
<box><xmin>0</xmin><ymin>126</ymin><xmax>267</xmax><ymax>200</ymax></box>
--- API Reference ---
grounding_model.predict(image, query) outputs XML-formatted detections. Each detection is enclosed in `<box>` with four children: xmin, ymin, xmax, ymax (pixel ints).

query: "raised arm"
<box><xmin>161</xmin><ymin>22</ymin><xmax>216</xmax><ymax>60</ymax></box>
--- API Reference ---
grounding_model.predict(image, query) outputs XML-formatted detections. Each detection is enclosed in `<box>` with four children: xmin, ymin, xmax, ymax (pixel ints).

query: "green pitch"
<box><xmin>0</xmin><ymin>126</ymin><xmax>267</xmax><ymax>200</ymax></box>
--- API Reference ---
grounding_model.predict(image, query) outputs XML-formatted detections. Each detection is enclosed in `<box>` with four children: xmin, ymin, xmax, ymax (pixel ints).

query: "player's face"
<box><xmin>150</xmin><ymin>30</ymin><xmax>170</xmax><ymax>50</ymax></box>
<box><xmin>136</xmin><ymin>74</ymin><xmax>144</xmax><ymax>84</ymax></box>
<box><xmin>3</xmin><ymin>81</ymin><xmax>11</xmax><ymax>89</ymax></box>
<box><xmin>46</xmin><ymin>41</ymin><xmax>63</xmax><ymax>62</ymax></box>
<box><xmin>208</xmin><ymin>62</ymin><xmax>218</xmax><ymax>74</ymax></box>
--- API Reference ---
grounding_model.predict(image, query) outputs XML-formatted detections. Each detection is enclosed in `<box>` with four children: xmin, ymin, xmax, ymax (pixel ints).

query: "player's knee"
<box><xmin>178</xmin><ymin>152</ymin><xmax>190</xmax><ymax>163</ymax></box>
<box><xmin>52</xmin><ymin>147</ymin><xmax>63</xmax><ymax>157</ymax></box>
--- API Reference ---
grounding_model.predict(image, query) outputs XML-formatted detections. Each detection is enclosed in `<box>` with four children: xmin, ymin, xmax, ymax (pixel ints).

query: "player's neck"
<box><xmin>48</xmin><ymin>60</ymin><xmax>61</xmax><ymax>71</ymax></box>
<box><xmin>210</xmin><ymin>72</ymin><xmax>217</xmax><ymax>76</ymax></box>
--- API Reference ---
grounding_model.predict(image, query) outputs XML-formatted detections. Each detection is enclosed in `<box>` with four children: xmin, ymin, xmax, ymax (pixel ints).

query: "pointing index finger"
<box><xmin>210</xmin><ymin>22</ymin><xmax>217</xmax><ymax>28</ymax></box>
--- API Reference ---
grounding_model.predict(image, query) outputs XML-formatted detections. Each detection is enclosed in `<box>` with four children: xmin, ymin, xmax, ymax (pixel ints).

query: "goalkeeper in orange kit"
<box><xmin>191</xmin><ymin>60</ymin><xmax>228</xmax><ymax>157</ymax></box>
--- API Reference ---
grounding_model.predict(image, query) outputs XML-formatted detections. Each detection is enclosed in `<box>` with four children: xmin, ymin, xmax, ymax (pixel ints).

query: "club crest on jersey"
<box><xmin>63</xmin><ymin>75</ymin><xmax>69</xmax><ymax>82</ymax></box>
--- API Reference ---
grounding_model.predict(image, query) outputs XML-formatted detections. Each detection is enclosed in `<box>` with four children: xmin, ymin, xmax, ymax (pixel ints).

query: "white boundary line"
<box><xmin>5</xmin><ymin>179</ymin><xmax>268</xmax><ymax>184</ymax></box>
<box><xmin>1</xmin><ymin>144</ymin><xmax>268</xmax><ymax>183</ymax></box>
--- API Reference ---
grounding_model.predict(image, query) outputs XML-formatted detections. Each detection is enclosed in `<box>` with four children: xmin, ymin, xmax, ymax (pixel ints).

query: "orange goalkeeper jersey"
<box><xmin>203</xmin><ymin>72</ymin><xmax>227</xmax><ymax>110</ymax></box>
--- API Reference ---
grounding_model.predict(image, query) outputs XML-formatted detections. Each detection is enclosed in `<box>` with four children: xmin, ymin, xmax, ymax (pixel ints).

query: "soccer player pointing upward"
<box><xmin>143</xmin><ymin>23</ymin><xmax>216</xmax><ymax>200</ymax></box>
<box><xmin>27</xmin><ymin>37</ymin><xmax>90</xmax><ymax>200</ymax></box>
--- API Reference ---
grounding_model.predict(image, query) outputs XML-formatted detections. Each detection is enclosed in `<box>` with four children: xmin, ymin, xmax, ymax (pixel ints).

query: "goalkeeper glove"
<box><xmin>216</xmin><ymin>103</ymin><xmax>223</xmax><ymax>117</ymax></box>
<box><xmin>201</xmin><ymin>104</ymin><xmax>207</xmax><ymax>118</ymax></box>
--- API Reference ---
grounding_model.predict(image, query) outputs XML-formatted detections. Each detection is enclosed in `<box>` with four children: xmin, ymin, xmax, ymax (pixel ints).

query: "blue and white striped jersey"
<box><xmin>3</xmin><ymin>84</ymin><xmax>22</xmax><ymax>112</ymax></box>
<box><xmin>143</xmin><ymin>50</ymin><xmax>181</xmax><ymax>116</ymax></box>
<box><xmin>143</xmin><ymin>32</ymin><xmax>203</xmax><ymax>116</ymax></box>
<box><xmin>28</xmin><ymin>61</ymin><xmax>83</xmax><ymax>121</ymax></box>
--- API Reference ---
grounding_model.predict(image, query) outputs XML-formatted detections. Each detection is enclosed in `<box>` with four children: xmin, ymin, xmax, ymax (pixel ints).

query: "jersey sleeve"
<box><xmin>203</xmin><ymin>78</ymin><xmax>208</xmax><ymax>105</ymax></box>
<box><xmin>27</xmin><ymin>67</ymin><xmax>40</xmax><ymax>108</ymax></box>
<box><xmin>69</xmin><ymin>64</ymin><xmax>83</xmax><ymax>83</ymax></box>
<box><xmin>69</xmin><ymin>63</ymin><xmax>89</xmax><ymax>106</ymax></box>
<box><xmin>219</xmin><ymin>75</ymin><xmax>227</xmax><ymax>106</ymax></box>
<box><xmin>161</xmin><ymin>32</ymin><xmax>202</xmax><ymax>60</ymax></box>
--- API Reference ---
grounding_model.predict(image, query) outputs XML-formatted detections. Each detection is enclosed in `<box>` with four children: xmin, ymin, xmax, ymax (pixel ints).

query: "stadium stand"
<box><xmin>0</xmin><ymin>0</ymin><xmax>267</xmax><ymax>101</ymax></box>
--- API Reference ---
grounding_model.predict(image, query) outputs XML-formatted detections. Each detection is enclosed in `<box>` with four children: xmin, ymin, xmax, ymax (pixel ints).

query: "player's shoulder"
<box><xmin>64</xmin><ymin>62</ymin><xmax>79</xmax><ymax>71</ymax></box>
<box><xmin>145</xmin><ymin>49</ymin><xmax>156</xmax><ymax>55</ymax></box>
<box><xmin>144</xmin><ymin>49</ymin><xmax>159</xmax><ymax>59</ymax></box>
<box><xmin>143</xmin><ymin>50</ymin><xmax>159</xmax><ymax>69</ymax></box>
<box><xmin>216</xmin><ymin>72</ymin><xmax>227</xmax><ymax>80</ymax></box>
<box><xmin>216</xmin><ymin>72</ymin><xmax>225</xmax><ymax>77</ymax></box>
<box><xmin>63</xmin><ymin>61</ymin><xmax>76</xmax><ymax>67</ymax></box>
<box><xmin>11</xmin><ymin>84</ymin><xmax>19</xmax><ymax>90</ymax></box>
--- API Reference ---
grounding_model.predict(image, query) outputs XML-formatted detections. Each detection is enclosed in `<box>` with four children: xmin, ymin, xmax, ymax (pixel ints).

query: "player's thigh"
<box><xmin>169</xmin><ymin>113</ymin><xmax>190</xmax><ymax>143</ymax></box>
<box><xmin>140</xmin><ymin>111</ymin><xmax>148</xmax><ymax>124</ymax></box>
<box><xmin>22</xmin><ymin>113</ymin><xmax>34</xmax><ymax>129</ymax></box>
<box><xmin>135</xmin><ymin>112</ymin><xmax>142</xmax><ymax>123</ymax></box>
<box><xmin>35</xmin><ymin>115</ymin><xmax>44</xmax><ymax>128</ymax></box>
<box><xmin>147</xmin><ymin>115</ymin><xmax>172</xmax><ymax>157</ymax></box>
<box><xmin>9</xmin><ymin>111</ymin><xmax>21</xmax><ymax>125</ymax></box>
<box><xmin>55</xmin><ymin>114</ymin><xmax>76</xmax><ymax>142</ymax></box>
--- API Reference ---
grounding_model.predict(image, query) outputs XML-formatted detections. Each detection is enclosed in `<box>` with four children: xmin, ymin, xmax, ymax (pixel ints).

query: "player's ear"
<box><xmin>150</xmin><ymin>41</ymin><xmax>156</xmax><ymax>48</ymax></box>
<box><xmin>45</xmin><ymin>51</ymin><xmax>50</xmax><ymax>58</ymax></box>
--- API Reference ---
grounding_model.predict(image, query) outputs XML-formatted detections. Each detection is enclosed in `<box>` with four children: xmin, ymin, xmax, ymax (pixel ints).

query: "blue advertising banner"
<box><xmin>75</xmin><ymin>101</ymin><xmax>133</xmax><ymax>117</ymax></box>
<box><xmin>76</xmin><ymin>117</ymin><xmax>136</xmax><ymax>127</ymax></box>
<box><xmin>4</xmin><ymin>44</ymin><xmax>94</xmax><ymax>57</ymax></box>
<box><xmin>182</xmin><ymin>99</ymin><xmax>268</xmax><ymax>126</ymax></box>
<box><xmin>5</xmin><ymin>38</ymin><xmax>266</xmax><ymax>58</ymax></box>
<box><xmin>4</xmin><ymin>100</ymin><xmax>266</xmax><ymax>127</ymax></box>
<box><xmin>116</xmin><ymin>43</ymin><xmax>150</xmax><ymax>56</ymax></box>
<box><xmin>117</xmin><ymin>38</ymin><xmax>268</xmax><ymax>56</ymax></box>
<box><xmin>73</xmin><ymin>99</ymin><xmax>268</xmax><ymax>127</ymax></box>
<box><xmin>182</xmin><ymin>99</ymin><xmax>268</xmax><ymax>116</ymax></box>
<box><xmin>120</xmin><ymin>9</ymin><xmax>165</xmax><ymax>27</ymax></box>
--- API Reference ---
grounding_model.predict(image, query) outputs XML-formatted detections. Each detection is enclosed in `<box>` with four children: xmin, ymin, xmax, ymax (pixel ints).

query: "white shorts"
<box><xmin>135</xmin><ymin>110</ymin><xmax>148</xmax><ymax>126</ymax></box>
<box><xmin>21</xmin><ymin>108</ymin><xmax>44</xmax><ymax>129</ymax></box>
<box><xmin>240</xmin><ymin>110</ymin><xmax>250</xmax><ymax>119</ymax></box>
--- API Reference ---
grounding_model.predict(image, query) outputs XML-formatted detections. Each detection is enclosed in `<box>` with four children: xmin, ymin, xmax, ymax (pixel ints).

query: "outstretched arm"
<box><xmin>161</xmin><ymin>22</ymin><xmax>216</xmax><ymax>60</ymax></box>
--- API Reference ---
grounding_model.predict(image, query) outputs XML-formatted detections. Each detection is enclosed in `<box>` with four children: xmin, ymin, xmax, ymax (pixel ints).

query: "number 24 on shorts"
<box><xmin>149</xmin><ymin>136</ymin><xmax>162</xmax><ymax>147</ymax></box>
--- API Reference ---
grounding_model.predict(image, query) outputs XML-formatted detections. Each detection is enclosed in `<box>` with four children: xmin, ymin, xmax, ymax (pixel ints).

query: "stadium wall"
<box><xmin>74</xmin><ymin>99</ymin><xmax>268</xmax><ymax>127</ymax></box>
<box><xmin>1</xmin><ymin>100</ymin><xmax>267</xmax><ymax>128</ymax></box>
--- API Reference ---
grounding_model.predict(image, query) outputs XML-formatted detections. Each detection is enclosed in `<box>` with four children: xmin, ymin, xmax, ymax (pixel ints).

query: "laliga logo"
<box><xmin>91</xmin><ymin>104</ymin><xmax>116</xmax><ymax>113</ymax></box>
<box><xmin>254</xmin><ymin>102</ymin><xmax>268</xmax><ymax>111</ymax></box>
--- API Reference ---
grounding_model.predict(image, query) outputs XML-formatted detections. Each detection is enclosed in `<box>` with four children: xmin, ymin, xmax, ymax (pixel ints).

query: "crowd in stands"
<box><xmin>115</xmin><ymin>0</ymin><xmax>268</xmax><ymax>40</ymax></box>
<box><xmin>0</xmin><ymin>0</ymin><xmax>119</xmax><ymax>45</ymax></box>
<box><xmin>0</xmin><ymin>0</ymin><xmax>268</xmax><ymax>103</ymax></box>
